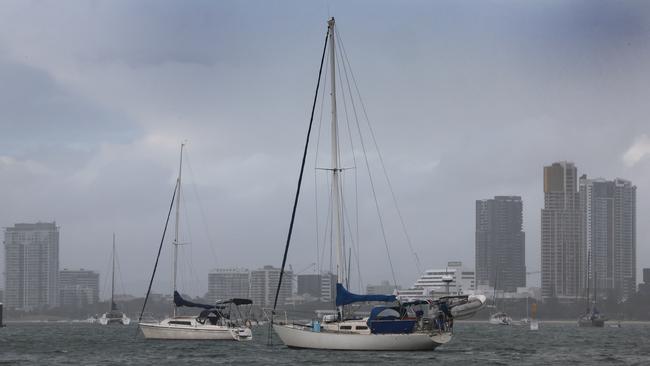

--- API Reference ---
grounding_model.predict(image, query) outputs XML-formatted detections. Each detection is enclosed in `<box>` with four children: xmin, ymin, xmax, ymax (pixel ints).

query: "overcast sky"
<box><xmin>1</xmin><ymin>0</ymin><xmax>649</xmax><ymax>299</ymax></box>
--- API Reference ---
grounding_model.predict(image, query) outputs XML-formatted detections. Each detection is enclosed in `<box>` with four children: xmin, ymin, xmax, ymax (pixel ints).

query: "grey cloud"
<box><xmin>0</xmin><ymin>0</ymin><xmax>649</xmax><ymax>296</ymax></box>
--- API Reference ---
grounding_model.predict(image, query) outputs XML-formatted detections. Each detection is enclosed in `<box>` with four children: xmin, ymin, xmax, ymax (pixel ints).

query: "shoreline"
<box><xmin>458</xmin><ymin>319</ymin><xmax>650</xmax><ymax>324</ymax></box>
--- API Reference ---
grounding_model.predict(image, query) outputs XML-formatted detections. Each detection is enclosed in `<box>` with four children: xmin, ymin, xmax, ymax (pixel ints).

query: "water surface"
<box><xmin>1</xmin><ymin>322</ymin><xmax>649</xmax><ymax>365</ymax></box>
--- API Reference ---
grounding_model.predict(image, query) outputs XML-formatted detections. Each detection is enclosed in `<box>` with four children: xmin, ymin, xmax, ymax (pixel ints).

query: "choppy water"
<box><xmin>1</xmin><ymin>322</ymin><xmax>649</xmax><ymax>365</ymax></box>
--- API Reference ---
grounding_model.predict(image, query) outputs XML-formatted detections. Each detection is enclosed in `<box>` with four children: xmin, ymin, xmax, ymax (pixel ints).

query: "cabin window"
<box><xmin>169</xmin><ymin>321</ymin><xmax>192</xmax><ymax>326</ymax></box>
<box><xmin>355</xmin><ymin>326</ymin><xmax>368</xmax><ymax>330</ymax></box>
<box><xmin>339</xmin><ymin>325</ymin><xmax>352</xmax><ymax>330</ymax></box>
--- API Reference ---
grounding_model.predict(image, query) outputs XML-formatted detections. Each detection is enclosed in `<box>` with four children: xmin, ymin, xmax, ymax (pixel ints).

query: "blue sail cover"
<box><xmin>173</xmin><ymin>291</ymin><xmax>214</xmax><ymax>309</ymax></box>
<box><xmin>336</xmin><ymin>283</ymin><xmax>396</xmax><ymax>306</ymax></box>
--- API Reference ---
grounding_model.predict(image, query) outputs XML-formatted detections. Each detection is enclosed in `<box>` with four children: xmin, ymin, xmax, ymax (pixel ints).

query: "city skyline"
<box><xmin>1</xmin><ymin>1</ymin><xmax>649</xmax><ymax>297</ymax></box>
<box><xmin>1</xmin><ymin>162</ymin><xmax>639</xmax><ymax>304</ymax></box>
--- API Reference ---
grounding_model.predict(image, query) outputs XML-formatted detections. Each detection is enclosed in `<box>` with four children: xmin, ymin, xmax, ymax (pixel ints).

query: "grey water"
<box><xmin>1</xmin><ymin>322</ymin><xmax>649</xmax><ymax>365</ymax></box>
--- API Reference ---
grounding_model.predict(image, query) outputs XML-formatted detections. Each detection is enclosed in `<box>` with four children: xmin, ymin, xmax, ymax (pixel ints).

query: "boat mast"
<box><xmin>328</xmin><ymin>17</ymin><xmax>346</xmax><ymax>298</ymax></box>
<box><xmin>111</xmin><ymin>233</ymin><xmax>116</xmax><ymax>312</ymax></box>
<box><xmin>172</xmin><ymin>143</ymin><xmax>184</xmax><ymax>317</ymax></box>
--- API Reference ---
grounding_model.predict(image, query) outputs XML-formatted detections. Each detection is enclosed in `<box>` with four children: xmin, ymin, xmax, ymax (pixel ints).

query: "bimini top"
<box><xmin>336</xmin><ymin>283</ymin><xmax>397</xmax><ymax>307</ymax></box>
<box><xmin>216</xmin><ymin>298</ymin><xmax>253</xmax><ymax>306</ymax></box>
<box><xmin>173</xmin><ymin>291</ymin><xmax>214</xmax><ymax>310</ymax></box>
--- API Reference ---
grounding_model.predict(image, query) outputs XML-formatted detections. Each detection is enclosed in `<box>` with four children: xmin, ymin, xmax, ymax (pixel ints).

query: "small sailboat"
<box><xmin>578</xmin><ymin>251</ymin><xmax>606</xmax><ymax>327</ymax></box>
<box><xmin>138</xmin><ymin>144</ymin><xmax>253</xmax><ymax>341</ymax></box>
<box><xmin>271</xmin><ymin>17</ymin><xmax>484</xmax><ymax>351</ymax></box>
<box><xmin>99</xmin><ymin>234</ymin><xmax>131</xmax><ymax>326</ymax></box>
<box><xmin>488</xmin><ymin>273</ymin><xmax>511</xmax><ymax>326</ymax></box>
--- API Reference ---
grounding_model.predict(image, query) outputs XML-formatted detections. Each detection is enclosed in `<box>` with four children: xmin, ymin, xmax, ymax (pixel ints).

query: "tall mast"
<box><xmin>111</xmin><ymin>232</ymin><xmax>116</xmax><ymax>312</ymax></box>
<box><xmin>328</xmin><ymin>17</ymin><xmax>345</xmax><ymax>290</ymax></box>
<box><xmin>172</xmin><ymin>143</ymin><xmax>184</xmax><ymax>317</ymax></box>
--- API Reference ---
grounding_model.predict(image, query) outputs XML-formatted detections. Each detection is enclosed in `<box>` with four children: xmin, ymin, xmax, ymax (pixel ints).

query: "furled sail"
<box><xmin>335</xmin><ymin>284</ymin><xmax>396</xmax><ymax>306</ymax></box>
<box><xmin>173</xmin><ymin>291</ymin><xmax>214</xmax><ymax>310</ymax></box>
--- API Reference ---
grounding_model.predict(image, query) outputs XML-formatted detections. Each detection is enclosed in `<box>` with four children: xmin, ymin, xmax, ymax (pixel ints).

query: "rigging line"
<box><xmin>272</xmin><ymin>27</ymin><xmax>329</xmax><ymax>311</ymax></box>
<box><xmin>340</xmin><ymin>187</ymin><xmax>363</xmax><ymax>293</ymax></box>
<box><xmin>114</xmin><ymin>243</ymin><xmax>127</xmax><ymax>300</ymax></box>
<box><xmin>136</xmin><ymin>180</ymin><xmax>178</xmax><ymax>334</ymax></box>
<box><xmin>319</xmin><ymin>173</ymin><xmax>334</xmax><ymax>276</ymax></box>
<box><xmin>100</xmin><ymin>245</ymin><xmax>112</xmax><ymax>303</ymax></box>
<box><xmin>334</xmin><ymin>29</ymin><xmax>398</xmax><ymax>290</ymax></box>
<box><xmin>296</xmin><ymin>262</ymin><xmax>317</xmax><ymax>275</ymax></box>
<box><xmin>337</xmin><ymin>28</ymin><xmax>422</xmax><ymax>275</ymax></box>
<box><xmin>180</xmin><ymin>189</ymin><xmax>201</xmax><ymax>297</ymax></box>
<box><xmin>334</xmin><ymin>39</ymin><xmax>362</xmax><ymax>290</ymax></box>
<box><xmin>333</xmin><ymin>52</ymin><xmax>350</xmax><ymax>285</ymax></box>
<box><xmin>184</xmin><ymin>151</ymin><xmax>220</xmax><ymax>268</ymax></box>
<box><xmin>314</xmin><ymin>46</ymin><xmax>330</xmax><ymax>275</ymax></box>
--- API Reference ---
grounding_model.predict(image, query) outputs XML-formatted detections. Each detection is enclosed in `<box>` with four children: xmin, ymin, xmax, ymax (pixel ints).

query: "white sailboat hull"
<box><xmin>140</xmin><ymin>319</ymin><xmax>252</xmax><ymax>341</ymax></box>
<box><xmin>273</xmin><ymin>324</ymin><xmax>451</xmax><ymax>351</ymax></box>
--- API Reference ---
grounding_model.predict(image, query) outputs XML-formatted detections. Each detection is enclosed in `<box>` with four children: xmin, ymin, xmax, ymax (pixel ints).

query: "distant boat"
<box><xmin>99</xmin><ymin>234</ymin><xmax>130</xmax><ymax>326</ymax></box>
<box><xmin>489</xmin><ymin>312</ymin><xmax>512</xmax><ymax>326</ymax></box>
<box><xmin>488</xmin><ymin>273</ymin><xmax>511</xmax><ymax>326</ymax></box>
<box><xmin>578</xmin><ymin>252</ymin><xmax>605</xmax><ymax>328</ymax></box>
<box><xmin>578</xmin><ymin>311</ymin><xmax>605</xmax><ymax>328</ymax></box>
<box><xmin>138</xmin><ymin>144</ymin><xmax>253</xmax><ymax>341</ymax></box>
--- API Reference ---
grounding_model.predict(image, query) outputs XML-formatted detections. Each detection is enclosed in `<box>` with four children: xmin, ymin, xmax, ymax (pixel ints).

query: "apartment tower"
<box><xmin>476</xmin><ymin>196</ymin><xmax>526</xmax><ymax>292</ymax></box>
<box><xmin>541</xmin><ymin>162</ymin><xmax>582</xmax><ymax>299</ymax></box>
<box><xmin>4</xmin><ymin>222</ymin><xmax>60</xmax><ymax>310</ymax></box>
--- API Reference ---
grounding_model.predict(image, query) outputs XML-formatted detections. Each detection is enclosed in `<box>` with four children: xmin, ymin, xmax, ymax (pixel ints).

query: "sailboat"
<box><xmin>139</xmin><ymin>144</ymin><xmax>253</xmax><ymax>341</ymax></box>
<box><xmin>271</xmin><ymin>17</ymin><xmax>484</xmax><ymax>351</ymax></box>
<box><xmin>578</xmin><ymin>263</ymin><xmax>606</xmax><ymax>327</ymax></box>
<box><xmin>98</xmin><ymin>234</ymin><xmax>131</xmax><ymax>326</ymax></box>
<box><xmin>488</xmin><ymin>272</ymin><xmax>512</xmax><ymax>326</ymax></box>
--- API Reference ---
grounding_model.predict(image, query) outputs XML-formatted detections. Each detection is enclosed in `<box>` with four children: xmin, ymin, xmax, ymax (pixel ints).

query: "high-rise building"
<box><xmin>207</xmin><ymin>268</ymin><xmax>250</xmax><ymax>302</ymax></box>
<box><xmin>541</xmin><ymin>162</ymin><xmax>582</xmax><ymax>299</ymax></box>
<box><xmin>250</xmin><ymin>265</ymin><xmax>292</xmax><ymax>308</ymax></box>
<box><xmin>297</xmin><ymin>272</ymin><xmax>337</xmax><ymax>302</ymax></box>
<box><xmin>4</xmin><ymin>222</ymin><xmax>60</xmax><ymax>310</ymax></box>
<box><xmin>476</xmin><ymin>196</ymin><xmax>526</xmax><ymax>292</ymax></box>
<box><xmin>59</xmin><ymin>269</ymin><xmax>99</xmax><ymax>307</ymax></box>
<box><xmin>613</xmin><ymin>179</ymin><xmax>636</xmax><ymax>300</ymax></box>
<box><xmin>580</xmin><ymin>176</ymin><xmax>636</xmax><ymax>300</ymax></box>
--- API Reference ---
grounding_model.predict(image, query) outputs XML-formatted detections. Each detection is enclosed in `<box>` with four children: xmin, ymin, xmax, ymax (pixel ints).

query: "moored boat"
<box><xmin>138</xmin><ymin>144</ymin><xmax>252</xmax><ymax>341</ymax></box>
<box><xmin>270</xmin><ymin>17</ymin><xmax>484</xmax><ymax>351</ymax></box>
<box><xmin>99</xmin><ymin>234</ymin><xmax>130</xmax><ymax>326</ymax></box>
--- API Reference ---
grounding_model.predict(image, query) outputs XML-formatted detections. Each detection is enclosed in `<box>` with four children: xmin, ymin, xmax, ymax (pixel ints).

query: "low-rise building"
<box><xmin>398</xmin><ymin>261</ymin><xmax>475</xmax><ymax>300</ymax></box>
<box><xmin>59</xmin><ymin>269</ymin><xmax>99</xmax><ymax>307</ymax></box>
<box><xmin>207</xmin><ymin>268</ymin><xmax>250</xmax><ymax>302</ymax></box>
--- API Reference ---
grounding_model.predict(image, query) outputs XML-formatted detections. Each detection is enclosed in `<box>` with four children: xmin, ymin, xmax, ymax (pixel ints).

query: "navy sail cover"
<box><xmin>173</xmin><ymin>291</ymin><xmax>214</xmax><ymax>309</ymax></box>
<box><xmin>336</xmin><ymin>283</ymin><xmax>396</xmax><ymax>306</ymax></box>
